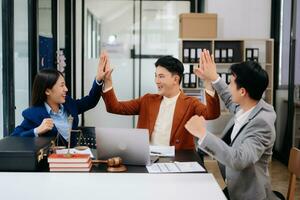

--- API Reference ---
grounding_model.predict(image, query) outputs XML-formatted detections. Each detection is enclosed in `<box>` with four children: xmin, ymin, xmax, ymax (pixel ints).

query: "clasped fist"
<box><xmin>36</xmin><ymin>118</ymin><xmax>54</xmax><ymax>135</ymax></box>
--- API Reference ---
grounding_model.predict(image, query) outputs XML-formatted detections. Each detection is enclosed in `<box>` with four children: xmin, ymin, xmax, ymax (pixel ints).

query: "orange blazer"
<box><xmin>102</xmin><ymin>89</ymin><xmax>220</xmax><ymax>150</ymax></box>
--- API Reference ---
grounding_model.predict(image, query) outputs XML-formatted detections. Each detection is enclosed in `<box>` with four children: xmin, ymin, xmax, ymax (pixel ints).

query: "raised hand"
<box><xmin>96</xmin><ymin>51</ymin><xmax>112</xmax><ymax>82</ymax></box>
<box><xmin>102</xmin><ymin>52</ymin><xmax>114</xmax><ymax>91</ymax></box>
<box><xmin>184</xmin><ymin>115</ymin><xmax>206</xmax><ymax>140</ymax></box>
<box><xmin>36</xmin><ymin>118</ymin><xmax>54</xmax><ymax>135</ymax></box>
<box><xmin>194</xmin><ymin>49</ymin><xmax>218</xmax><ymax>82</ymax></box>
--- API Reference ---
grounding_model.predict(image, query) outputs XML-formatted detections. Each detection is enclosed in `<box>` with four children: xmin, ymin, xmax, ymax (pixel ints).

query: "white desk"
<box><xmin>0</xmin><ymin>173</ymin><xmax>226</xmax><ymax>200</ymax></box>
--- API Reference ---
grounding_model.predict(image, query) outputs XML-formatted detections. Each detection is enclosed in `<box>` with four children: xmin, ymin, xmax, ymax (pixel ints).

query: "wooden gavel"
<box><xmin>92</xmin><ymin>157</ymin><xmax>127</xmax><ymax>172</ymax></box>
<box><xmin>92</xmin><ymin>157</ymin><xmax>123</xmax><ymax>167</ymax></box>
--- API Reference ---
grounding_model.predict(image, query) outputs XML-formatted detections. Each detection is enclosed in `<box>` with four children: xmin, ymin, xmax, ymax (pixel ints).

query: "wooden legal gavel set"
<box><xmin>92</xmin><ymin>157</ymin><xmax>122</xmax><ymax>167</ymax></box>
<box><xmin>92</xmin><ymin>157</ymin><xmax>127</xmax><ymax>172</ymax></box>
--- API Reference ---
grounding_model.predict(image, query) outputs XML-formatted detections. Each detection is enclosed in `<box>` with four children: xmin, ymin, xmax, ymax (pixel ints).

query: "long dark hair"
<box><xmin>31</xmin><ymin>69</ymin><xmax>64</xmax><ymax>106</ymax></box>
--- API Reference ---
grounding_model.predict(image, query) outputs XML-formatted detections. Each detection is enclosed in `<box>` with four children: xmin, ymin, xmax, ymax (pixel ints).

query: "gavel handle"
<box><xmin>92</xmin><ymin>160</ymin><xmax>108</xmax><ymax>164</ymax></box>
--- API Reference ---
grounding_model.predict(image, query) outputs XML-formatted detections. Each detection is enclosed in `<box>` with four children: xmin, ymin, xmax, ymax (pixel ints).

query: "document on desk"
<box><xmin>55</xmin><ymin>148</ymin><xmax>94</xmax><ymax>158</ymax></box>
<box><xmin>149</xmin><ymin>145</ymin><xmax>175</xmax><ymax>157</ymax></box>
<box><xmin>146</xmin><ymin>162</ymin><xmax>205</xmax><ymax>173</ymax></box>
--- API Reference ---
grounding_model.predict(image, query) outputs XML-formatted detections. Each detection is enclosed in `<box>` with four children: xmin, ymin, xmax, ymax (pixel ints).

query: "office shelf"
<box><xmin>179</xmin><ymin>38</ymin><xmax>274</xmax><ymax>106</ymax></box>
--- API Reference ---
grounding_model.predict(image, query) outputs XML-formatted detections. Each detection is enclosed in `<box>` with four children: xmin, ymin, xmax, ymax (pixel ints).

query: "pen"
<box><xmin>150</xmin><ymin>151</ymin><xmax>162</xmax><ymax>155</ymax></box>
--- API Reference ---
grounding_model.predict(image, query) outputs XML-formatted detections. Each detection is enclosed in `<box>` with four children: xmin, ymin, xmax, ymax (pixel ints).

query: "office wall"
<box><xmin>205</xmin><ymin>0</ymin><xmax>271</xmax><ymax>38</ymax></box>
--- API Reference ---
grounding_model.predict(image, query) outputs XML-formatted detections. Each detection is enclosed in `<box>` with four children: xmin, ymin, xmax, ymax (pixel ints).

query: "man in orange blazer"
<box><xmin>99</xmin><ymin>53</ymin><xmax>220</xmax><ymax>150</ymax></box>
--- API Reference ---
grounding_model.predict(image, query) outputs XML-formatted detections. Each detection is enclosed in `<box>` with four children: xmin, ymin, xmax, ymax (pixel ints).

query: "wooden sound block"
<box><xmin>74</xmin><ymin>146</ymin><xmax>88</xmax><ymax>151</ymax></box>
<box><xmin>107</xmin><ymin>164</ymin><xmax>127</xmax><ymax>172</ymax></box>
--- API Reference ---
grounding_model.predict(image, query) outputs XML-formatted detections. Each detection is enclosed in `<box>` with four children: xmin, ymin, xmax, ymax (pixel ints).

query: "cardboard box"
<box><xmin>179</xmin><ymin>13</ymin><xmax>217</xmax><ymax>38</ymax></box>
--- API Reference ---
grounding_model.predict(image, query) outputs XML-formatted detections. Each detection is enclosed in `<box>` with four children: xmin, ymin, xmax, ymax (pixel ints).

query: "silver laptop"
<box><xmin>95</xmin><ymin>127</ymin><xmax>151</xmax><ymax>166</ymax></box>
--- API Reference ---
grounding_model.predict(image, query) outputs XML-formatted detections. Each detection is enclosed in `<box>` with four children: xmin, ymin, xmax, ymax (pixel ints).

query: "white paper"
<box><xmin>149</xmin><ymin>145</ymin><xmax>175</xmax><ymax>157</ymax></box>
<box><xmin>146</xmin><ymin>162</ymin><xmax>205</xmax><ymax>173</ymax></box>
<box><xmin>55</xmin><ymin>148</ymin><xmax>94</xmax><ymax>158</ymax></box>
<box><xmin>174</xmin><ymin>162</ymin><xmax>205</xmax><ymax>172</ymax></box>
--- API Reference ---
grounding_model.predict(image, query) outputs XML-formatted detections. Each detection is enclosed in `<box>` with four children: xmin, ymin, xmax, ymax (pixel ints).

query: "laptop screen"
<box><xmin>95</xmin><ymin>128</ymin><xmax>151</xmax><ymax>166</ymax></box>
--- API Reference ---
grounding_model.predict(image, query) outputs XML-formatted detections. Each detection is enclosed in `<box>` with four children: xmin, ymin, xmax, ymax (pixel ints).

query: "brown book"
<box><xmin>49</xmin><ymin>160</ymin><xmax>92</xmax><ymax>168</ymax></box>
<box><xmin>48</xmin><ymin>153</ymin><xmax>90</xmax><ymax>163</ymax></box>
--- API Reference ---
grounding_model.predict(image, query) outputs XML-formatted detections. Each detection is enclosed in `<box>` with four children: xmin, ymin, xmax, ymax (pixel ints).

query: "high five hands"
<box><xmin>96</xmin><ymin>51</ymin><xmax>114</xmax><ymax>90</ymax></box>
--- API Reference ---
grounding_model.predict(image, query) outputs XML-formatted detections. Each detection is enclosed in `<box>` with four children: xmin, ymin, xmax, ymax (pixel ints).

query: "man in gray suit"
<box><xmin>185</xmin><ymin>50</ymin><xmax>278</xmax><ymax>200</ymax></box>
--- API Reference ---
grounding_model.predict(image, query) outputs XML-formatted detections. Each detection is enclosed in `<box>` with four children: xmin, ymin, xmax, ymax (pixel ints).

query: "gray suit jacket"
<box><xmin>199</xmin><ymin>78</ymin><xmax>278</xmax><ymax>200</ymax></box>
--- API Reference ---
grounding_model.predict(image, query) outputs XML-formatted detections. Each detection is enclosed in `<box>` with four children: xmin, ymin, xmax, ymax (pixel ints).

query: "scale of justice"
<box><xmin>50</xmin><ymin>116</ymin><xmax>127</xmax><ymax>172</ymax></box>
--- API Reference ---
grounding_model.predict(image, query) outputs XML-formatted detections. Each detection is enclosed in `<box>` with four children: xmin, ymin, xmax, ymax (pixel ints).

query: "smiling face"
<box><xmin>45</xmin><ymin>75</ymin><xmax>68</xmax><ymax>105</ymax></box>
<box><xmin>155</xmin><ymin>66</ymin><xmax>180</xmax><ymax>98</ymax></box>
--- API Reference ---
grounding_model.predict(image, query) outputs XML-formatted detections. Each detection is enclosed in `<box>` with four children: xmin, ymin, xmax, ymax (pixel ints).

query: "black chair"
<box><xmin>72</xmin><ymin>126</ymin><xmax>96</xmax><ymax>149</ymax></box>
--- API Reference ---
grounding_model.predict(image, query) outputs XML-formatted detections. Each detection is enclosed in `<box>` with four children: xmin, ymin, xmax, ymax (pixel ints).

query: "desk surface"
<box><xmin>93</xmin><ymin>150</ymin><xmax>204</xmax><ymax>173</ymax></box>
<box><xmin>0</xmin><ymin>173</ymin><xmax>226</xmax><ymax>200</ymax></box>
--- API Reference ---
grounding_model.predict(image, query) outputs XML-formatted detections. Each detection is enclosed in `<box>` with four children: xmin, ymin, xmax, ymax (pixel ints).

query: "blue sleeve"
<box><xmin>11</xmin><ymin>119</ymin><xmax>36</xmax><ymax>137</ymax></box>
<box><xmin>75</xmin><ymin>80</ymin><xmax>102</xmax><ymax>114</ymax></box>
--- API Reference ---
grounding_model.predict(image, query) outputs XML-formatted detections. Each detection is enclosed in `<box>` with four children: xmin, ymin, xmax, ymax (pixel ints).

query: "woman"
<box><xmin>12</xmin><ymin>53</ymin><xmax>108</xmax><ymax>145</ymax></box>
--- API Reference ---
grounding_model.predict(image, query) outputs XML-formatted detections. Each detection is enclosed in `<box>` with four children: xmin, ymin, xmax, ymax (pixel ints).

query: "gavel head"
<box><xmin>107</xmin><ymin>157</ymin><xmax>123</xmax><ymax>167</ymax></box>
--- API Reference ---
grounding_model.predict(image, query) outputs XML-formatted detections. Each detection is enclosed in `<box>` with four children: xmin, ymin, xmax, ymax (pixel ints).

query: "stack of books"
<box><xmin>48</xmin><ymin>154</ymin><xmax>92</xmax><ymax>172</ymax></box>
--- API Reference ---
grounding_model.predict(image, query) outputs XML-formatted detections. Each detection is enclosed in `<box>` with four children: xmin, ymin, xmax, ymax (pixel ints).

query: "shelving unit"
<box><xmin>179</xmin><ymin>38</ymin><xmax>274</xmax><ymax>112</ymax></box>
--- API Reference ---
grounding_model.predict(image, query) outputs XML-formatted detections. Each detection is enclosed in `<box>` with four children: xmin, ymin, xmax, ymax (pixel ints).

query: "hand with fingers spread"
<box><xmin>185</xmin><ymin>115</ymin><xmax>206</xmax><ymax>140</ymax></box>
<box><xmin>36</xmin><ymin>118</ymin><xmax>54</xmax><ymax>135</ymax></box>
<box><xmin>101</xmin><ymin>53</ymin><xmax>114</xmax><ymax>91</ymax></box>
<box><xmin>96</xmin><ymin>51</ymin><xmax>112</xmax><ymax>82</ymax></box>
<box><xmin>194</xmin><ymin>49</ymin><xmax>219</xmax><ymax>82</ymax></box>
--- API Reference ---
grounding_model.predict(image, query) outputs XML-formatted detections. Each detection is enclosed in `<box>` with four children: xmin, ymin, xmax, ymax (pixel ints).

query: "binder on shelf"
<box><xmin>227</xmin><ymin>48</ymin><xmax>233</xmax><ymax>63</ymax></box>
<box><xmin>226</xmin><ymin>73</ymin><xmax>232</xmax><ymax>84</ymax></box>
<box><xmin>183</xmin><ymin>48</ymin><xmax>190</xmax><ymax>63</ymax></box>
<box><xmin>246</xmin><ymin>48</ymin><xmax>253</xmax><ymax>61</ymax></box>
<box><xmin>198</xmin><ymin>78</ymin><xmax>204</xmax><ymax>88</ymax></box>
<box><xmin>190</xmin><ymin>74</ymin><xmax>196</xmax><ymax>88</ymax></box>
<box><xmin>221</xmin><ymin>73</ymin><xmax>227</xmax><ymax>83</ymax></box>
<box><xmin>183</xmin><ymin>73</ymin><xmax>190</xmax><ymax>88</ymax></box>
<box><xmin>221</xmin><ymin>49</ymin><xmax>227</xmax><ymax>63</ymax></box>
<box><xmin>197</xmin><ymin>48</ymin><xmax>202</xmax><ymax>63</ymax></box>
<box><xmin>253</xmin><ymin>48</ymin><xmax>259</xmax><ymax>62</ymax></box>
<box><xmin>190</xmin><ymin>48</ymin><xmax>196</xmax><ymax>63</ymax></box>
<box><xmin>189</xmin><ymin>65</ymin><xmax>196</xmax><ymax>88</ymax></box>
<box><xmin>214</xmin><ymin>49</ymin><xmax>220</xmax><ymax>63</ymax></box>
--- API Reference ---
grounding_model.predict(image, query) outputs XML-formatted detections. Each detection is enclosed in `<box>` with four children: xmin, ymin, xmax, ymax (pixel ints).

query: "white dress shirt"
<box><xmin>230</xmin><ymin>107</ymin><xmax>255</xmax><ymax>142</ymax></box>
<box><xmin>150</xmin><ymin>92</ymin><xmax>180</xmax><ymax>146</ymax></box>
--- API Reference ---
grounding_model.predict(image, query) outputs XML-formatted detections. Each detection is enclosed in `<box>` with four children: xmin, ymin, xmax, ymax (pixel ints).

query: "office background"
<box><xmin>0</xmin><ymin>0</ymin><xmax>299</xmax><ymax>164</ymax></box>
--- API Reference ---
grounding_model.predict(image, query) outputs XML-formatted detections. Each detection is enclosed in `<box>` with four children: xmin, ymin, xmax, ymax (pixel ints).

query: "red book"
<box><xmin>48</xmin><ymin>154</ymin><xmax>90</xmax><ymax>163</ymax></box>
<box><xmin>49</xmin><ymin>160</ymin><xmax>92</xmax><ymax>168</ymax></box>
